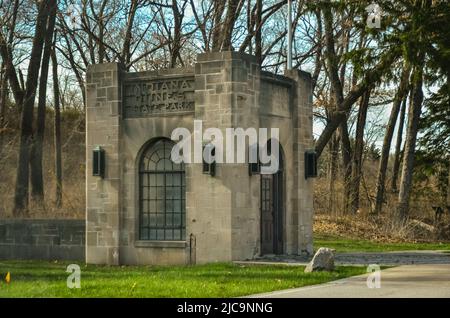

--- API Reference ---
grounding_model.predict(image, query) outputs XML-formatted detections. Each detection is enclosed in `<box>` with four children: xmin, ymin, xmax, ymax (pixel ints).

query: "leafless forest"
<box><xmin>0</xmin><ymin>0</ymin><xmax>449</xmax><ymax>241</ymax></box>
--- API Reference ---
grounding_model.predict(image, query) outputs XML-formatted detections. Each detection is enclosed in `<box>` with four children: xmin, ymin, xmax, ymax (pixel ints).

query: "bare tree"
<box><xmin>316</xmin><ymin>0</ymin><xmax>400</xmax><ymax>159</ymax></box>
<box><xmin>373</xmin><ymin>65</ymin><xmax>410</xmax><ymax>214</ymax></box>
<box><xmin>0</xmin><ymin>61</ymin><xmax>6</xmax><ymax>147</ymax></box>
<box><xmin>0</xmin><ymin>0</ymin><xmax>21</xmax><ymax>159</ymax></box>
<box><xmin>328</xmin><ymin>133</ymin><xmax>339</xmax><ymax>214</ymax></box>
<box><xmin>391</xmin><ymin>96</ymin><xmax>407</xmax><ymax>192</ymax></box>
<box><xmin>30</xmin><ymin>0</ymin><xmax>58</xmax><ymax>203</ymax></box>
<box><xmin>397</xmin><ymin>63</ymin><xmax>424</xmax><ymax>222</ymax></box>
<box><xmin>0</xmin><ymin>0</ymin><xmax>56</xmax><ymax>214</ymax></box>
<box><xmin>349</xmin><ymin>90</ymin><xmax>371</xmax><ymax>214</ymax></box>
<box><xmin>211</xmin><ymin>0</ymin><xmax>244</xmax><ymax>51</ymax></box>
<box><xmin>51</xmin><ymin>45</ymin><xmax>62</xmax><ymax>208</ymax></box>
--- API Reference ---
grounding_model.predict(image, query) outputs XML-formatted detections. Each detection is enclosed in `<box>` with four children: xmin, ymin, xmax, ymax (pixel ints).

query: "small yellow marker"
<box><xmin>5</xmin><ymin>272</ymin><xmax>11</xmax><ymax>284</ymax></box>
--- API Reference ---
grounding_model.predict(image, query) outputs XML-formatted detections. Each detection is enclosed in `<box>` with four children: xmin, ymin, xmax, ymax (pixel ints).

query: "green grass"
<box><xmin>0</xmin><ymin>261</ymin><xmax>366</xmax><ymax>298</ymax></box>
<box><xmin>315</xmin><ymin>234</ymin><xmax>450</xmax><ymax>253</ymax></box>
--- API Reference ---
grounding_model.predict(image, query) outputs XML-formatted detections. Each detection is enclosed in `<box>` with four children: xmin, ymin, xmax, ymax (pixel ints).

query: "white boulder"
<box><xmin>304</xmin><ymin>247</ymin><xmax>335</xmax><ymax>272</ymax></box>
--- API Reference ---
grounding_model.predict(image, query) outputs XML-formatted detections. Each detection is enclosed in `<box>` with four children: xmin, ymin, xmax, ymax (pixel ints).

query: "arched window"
<box><xmin>139</xmin><ymin>139</ymin><xmax>185</xmax><ymax>241</ymax></box>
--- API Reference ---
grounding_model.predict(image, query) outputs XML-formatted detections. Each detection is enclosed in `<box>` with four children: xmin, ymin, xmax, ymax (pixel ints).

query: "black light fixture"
<box><xmin>202</xmin><ymin>143</ymin><xmax>216</xmax><ymax>176</ymax></box>
<box><xmin>248</xmin><ymin>143</ymin><xmax>260</xmax><ymax>176</ymax></box>
<box><xmin>304</xmin><ymin>150</ymin><xmax>317</xmax><ymax>179</ymax></box>
<box><xmin>93</xmin><ymin>146</ymin><xmax>105</xmax><ymax>178</ymax></box>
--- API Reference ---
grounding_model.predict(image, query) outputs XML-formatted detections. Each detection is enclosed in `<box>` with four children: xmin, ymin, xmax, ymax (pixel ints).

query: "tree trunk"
<box><xmin>374</xmin><ymin>67</ymin><xmax>410</xmax><ymax>214</ymax></box>
<box><xmin>122</xmin><ymin>0</ymin><xmax>138</xmax><ymax>67</ymax></box>
<box><xmin>0</xmin><ymin>0</ymin><xmax>18</xmax><ymax>156</ymax></box>
<box><xmin>447</xmin><ymin>163</ymin><xmax>450</xmax><ymax>207</ymax></box>
<box><xmin>328</xmin><ymin>133</ymin><xmax>339</xmax><ymax>215</ymax></box>
<box><xmin>52</xmin><ymin>47</ymin><xmax>62</xmax><ymax>208</ymax></box>
<box><xmin>0</xmin><ymin>62</ymin><xmax>7</xmax><ymax>148</ymax></box>
<box><xmin>255</xmin><ymin>0</ymin><xmax>262</xmax><ymax>65</ymax></box>
<box><xmin>391</xmin><ymin>96</ymin><xmax>407</xmax><ymax>192</ymax></box>
<box><xmin>170</xmin><ymin>0</ymin><xmax>182</xmax><ymax>67</ymax></box>
<box><xmin>30</xmin><ymin>1</ymin><xmax>57</xmax><ymax>203</ymax></box>
<box><xmin>350</xmin><ymin>90</ymin><xmax>370</xmax><ymax>214</ymax></box>
<box><xmin>97</xmin><ymin>1</ymin><xmax>108</xmax><ymax>64</ymax></box>
<box><xmin>339</xmin><ymin>121</ymin><xmax>352</xmax><ymax>214</ymax></box>
<box><xmin>397</xmin><ymin>66</ymin><xmax>424</xmax><ymax>223</ymax></box>
<box><xmin>211</xmin><ymin>0</ymin><xmax>226</xmax><ymax>51</ymax></box>
<box><xmin>311</xmin><ymin>10</ymin><xmax>322</xmax><ymax>91</ymax></box>
<box><xmin>220</xmin><ymin>0</ymin><xmax>242</xmax><ymax>51</ymax></box>
<box><xmin>13</xmin><ymin>0</ymin><xmax>52</xmax><ymax>215</ymax></box>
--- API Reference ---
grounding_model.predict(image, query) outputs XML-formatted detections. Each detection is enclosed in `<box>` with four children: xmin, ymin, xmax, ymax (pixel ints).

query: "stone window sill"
<box><xmin>135</xmin><ymin>240</ymin><xmax>187</xmax><ymax>248</ymax></box>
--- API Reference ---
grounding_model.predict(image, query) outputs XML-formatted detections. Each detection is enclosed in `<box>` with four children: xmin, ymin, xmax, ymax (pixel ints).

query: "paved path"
<box><xmin>247</xmin><ymin>265</ymin><xmax>450</xmax><ymax>298</ymax></box>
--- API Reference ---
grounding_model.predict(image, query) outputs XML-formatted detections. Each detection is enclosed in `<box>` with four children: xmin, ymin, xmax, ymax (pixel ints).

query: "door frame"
<box><xmin>260</xmin><ymin>146</ymin><xmax>285</xmax><ymax>255</ymax></box>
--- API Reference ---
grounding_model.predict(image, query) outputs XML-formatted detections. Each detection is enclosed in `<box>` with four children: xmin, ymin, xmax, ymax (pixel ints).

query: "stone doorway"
<box><xmin>260</xmin><ymin>146</ymin><xmax>284</xmax><ymax>255</ymax></box>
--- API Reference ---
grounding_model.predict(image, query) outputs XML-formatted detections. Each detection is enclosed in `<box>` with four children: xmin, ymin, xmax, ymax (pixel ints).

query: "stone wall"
<box><xmin>192</xmin><ymin>52</ymin><xmax>262</xmax><ymax>263</ymax></box>
<box><xmin>85</xmin><ymin>63</ymin><xmax>122</xmax><ymax>265</ymax></box>
<box><xmin>285</xmin><ymin>69</ymin><xmax>315</xmax><ymax>255</ymax></box>
<box><xmin>0</xmin><ymin>219</ymin><xmax>85</xmax><ymax>261</ymax></box>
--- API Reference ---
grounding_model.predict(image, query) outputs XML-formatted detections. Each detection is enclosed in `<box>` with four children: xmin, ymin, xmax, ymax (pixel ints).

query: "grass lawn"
<box><xmin>0</xmin><ymin>261</ymin><xmax>366</xmax><ymax>298</ymax></box>
<box><xmin>315</xmin><ymin>234</ymin><xmax>450</xmax><ymax>253</ymax></box>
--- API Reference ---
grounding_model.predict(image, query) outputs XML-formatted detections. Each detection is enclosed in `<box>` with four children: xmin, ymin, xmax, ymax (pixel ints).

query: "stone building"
<box><xmin>85</xmin><ymin>52</ymin><xmax>314</xmax><ymax>265</ymax></box>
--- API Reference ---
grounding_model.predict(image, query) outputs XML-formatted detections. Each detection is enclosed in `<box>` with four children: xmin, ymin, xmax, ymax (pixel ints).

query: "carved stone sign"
<box><xmin>123</xmin><ymin>77</ymin><xmax>195</xmax><ymax>117</ymax></box>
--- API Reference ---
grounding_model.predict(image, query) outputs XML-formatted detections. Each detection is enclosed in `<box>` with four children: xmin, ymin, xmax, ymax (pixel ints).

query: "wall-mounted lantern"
<box><xmin>202</xmin><ymin>143</ymin><xmax>216</xmax><ymax>176</ymax></box>
<box><xmin>93</xmin><ymin>146</ymin><xmax>105</xmax><ymax>178</ymax></box>
<box><xmin>248</xmin><ymin>143</ymin><xmax>260</xmax><ymax>176</ymax></box>
<box><xmin>304</xmin><ymin>150</ymin><xmax>317</xmax><ymax>179</ymax></box>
